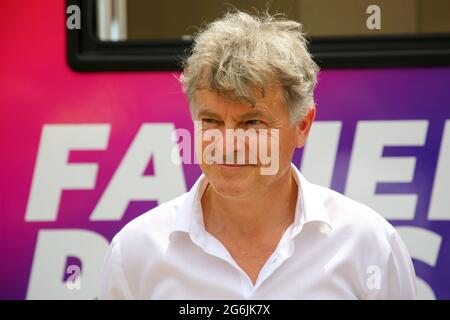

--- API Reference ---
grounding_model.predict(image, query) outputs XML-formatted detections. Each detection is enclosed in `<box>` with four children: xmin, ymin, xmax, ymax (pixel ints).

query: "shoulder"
<box><xmin>312</xmin><ymin>185</ymin><xmax>416</xmax><ymax>298</ymax></box>
<box><xmin>99</xmin><ymin>193</ymin><xmax>188</xmax><ymax>299</ymax></box>
<box><xmin>316</xmin><ymin>184</ymin><xmax>397</xmax><ymax>240</ymax></box>
<box><xmin>112</xmin><ymin>193</ymin><xmax>187</xmax><ymax>261</ymax></box>
<box><xmin>312</xmin><ymin>184</ymin><xmax>404</xmax><ymax>266</ymax></box>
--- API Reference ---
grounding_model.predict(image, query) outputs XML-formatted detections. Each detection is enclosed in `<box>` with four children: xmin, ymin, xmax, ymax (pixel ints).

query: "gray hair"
<box><xmin>180</xmin><ymin>10</ymin><xmax>319</xmax><ymax>125</ymax></box>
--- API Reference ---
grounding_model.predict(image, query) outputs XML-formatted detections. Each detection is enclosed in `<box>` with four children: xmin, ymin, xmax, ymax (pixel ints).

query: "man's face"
<box><xmin>192</xmin><ymin>85</ymin><xmax>314</xmax><ymax>199</ymax></box>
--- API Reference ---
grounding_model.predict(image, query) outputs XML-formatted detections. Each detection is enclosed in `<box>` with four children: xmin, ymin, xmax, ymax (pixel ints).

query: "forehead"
<box><xmin>193</xmin><ymin>85</ymin><xmax>287</xmax><ymax>117</ymax></box>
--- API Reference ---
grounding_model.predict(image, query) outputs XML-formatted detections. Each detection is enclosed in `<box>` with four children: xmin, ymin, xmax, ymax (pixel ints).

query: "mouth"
<box><xmin>216</xmin><ymin>163</ymin><xmax>256</xmax><ymax>168</ymax></box>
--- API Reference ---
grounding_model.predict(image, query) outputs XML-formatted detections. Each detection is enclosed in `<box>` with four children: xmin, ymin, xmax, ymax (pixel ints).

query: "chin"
<box><xmin>211</xmin><ymin>183</ymin><xmax>251</xmax><ymax>199</ymax></box>
<box><xmin>205</xmin><ymin>169</ymin><xmax>256</xmax><ymax>198</ymax></box>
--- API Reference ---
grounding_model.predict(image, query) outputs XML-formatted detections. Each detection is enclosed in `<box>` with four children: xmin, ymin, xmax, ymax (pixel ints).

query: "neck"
<box><xmin>201</xmin><ymin>167</ymin><xmax>298</xmax><ymax>240</ymax></box>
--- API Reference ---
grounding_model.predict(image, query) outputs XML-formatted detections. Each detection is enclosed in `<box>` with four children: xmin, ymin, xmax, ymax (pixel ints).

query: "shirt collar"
<box><xmin>170</xmin><ymin>163</ymin><xmax>333</xmax><ymax>244</ymax></box>
<box><xmin>291</xmin><ymin>164</ymin><xmax>333</xmax><ymax>236</ymax></box>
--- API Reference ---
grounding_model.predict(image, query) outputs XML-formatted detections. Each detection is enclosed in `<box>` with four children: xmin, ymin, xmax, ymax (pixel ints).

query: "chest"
<box><xmin>218</xmin><ymin>237</ymin><xmax>280</xmax><ymax>285</ymax></box>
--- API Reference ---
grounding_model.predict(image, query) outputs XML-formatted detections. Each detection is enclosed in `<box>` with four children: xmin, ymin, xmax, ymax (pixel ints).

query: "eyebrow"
<box><xmin>196</xmin><ymin>109</ymin><xmax>221</xmax><ymax>119</ymax></box>
<box><xmin>240</xmin><ymin>110</ymin><xmax>271</xmax><ymax>120</ymax></box>
<box><xmin>196</xmin><ymin>108</ymin><xmax>273</xmax><ymax>121</ymax></box>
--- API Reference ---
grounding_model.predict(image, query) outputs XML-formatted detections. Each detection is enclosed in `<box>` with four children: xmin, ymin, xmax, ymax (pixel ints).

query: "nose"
<box><xmin>222</xmin><ymin>128</ymin><xmax>244</xmax><ymax>153</ymax></box>
<box><xmin>222</xmin><ymin>126</ymin><xmax>254</xmax><ymax>164</ymax></box>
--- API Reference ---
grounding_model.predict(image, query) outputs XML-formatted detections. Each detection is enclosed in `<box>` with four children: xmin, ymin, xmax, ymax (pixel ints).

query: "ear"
<box><xmin>296</xmin><ymin>105</ymin><xmax>316</xmax><ymax>148</ymax></box>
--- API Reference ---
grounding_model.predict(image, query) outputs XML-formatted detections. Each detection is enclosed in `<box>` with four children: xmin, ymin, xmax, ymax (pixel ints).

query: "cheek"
<box><xmin>249</xmin><ymin>129</ymin><xmax>294</xmax><ymax>170</ymax></box>
<box><xmin>278</xmin><ymin>130</ymin><xmax>299</xmax><ymax>159</ymax></box>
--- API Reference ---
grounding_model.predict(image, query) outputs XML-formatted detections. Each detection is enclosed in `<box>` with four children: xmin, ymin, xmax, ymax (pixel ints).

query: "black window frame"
<box><xmin>66</xmin><ymin>0</ymin><xmax>450</xmax><ymax>72</ymax></box>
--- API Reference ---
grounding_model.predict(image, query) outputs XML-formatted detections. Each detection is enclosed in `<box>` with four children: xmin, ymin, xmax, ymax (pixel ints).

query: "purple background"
<box><xmin>0</xmin><ymin>1</ymin><xmax>449</xmax><ymax>299</ymax></box>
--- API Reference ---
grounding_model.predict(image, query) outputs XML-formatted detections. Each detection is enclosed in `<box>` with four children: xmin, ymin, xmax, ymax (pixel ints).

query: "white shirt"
<box><xmin>99</xmin><ymin>164</ymin><xmax>416</xmax><ymax>299</ymax></box>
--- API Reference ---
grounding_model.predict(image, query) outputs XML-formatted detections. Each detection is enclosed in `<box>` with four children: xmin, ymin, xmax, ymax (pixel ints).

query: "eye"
<box><xmin>246</xmin><ymin>120</ymin><xmax>263</xmax><ymax>126</ymax></box>
<box><xmin>202</xmin><ymin>118</ymin><xmax>220</xmax><ymax>124</ymax></box>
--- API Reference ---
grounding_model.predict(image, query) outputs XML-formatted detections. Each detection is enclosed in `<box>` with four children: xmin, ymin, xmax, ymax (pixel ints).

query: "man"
<box><xmin>100</xmin><ymin>11</ymin><xmax>416</xmax><ymax>299</ymax></box>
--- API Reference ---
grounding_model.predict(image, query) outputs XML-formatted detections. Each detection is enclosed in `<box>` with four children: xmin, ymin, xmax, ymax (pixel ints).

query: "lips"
<box><xmin>218</xmin><ymin>164</ymin><xmax>246</xmax><ymax>167</ymax></box>
<box><xmin>216</xmin><ymin>163</ymin><xmax>256</xmax><ymax>167</ymax></box>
